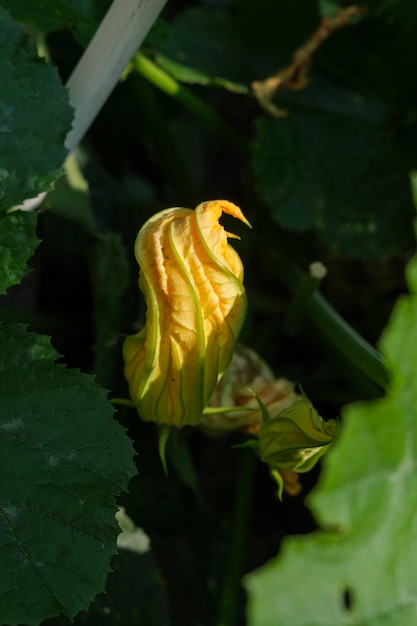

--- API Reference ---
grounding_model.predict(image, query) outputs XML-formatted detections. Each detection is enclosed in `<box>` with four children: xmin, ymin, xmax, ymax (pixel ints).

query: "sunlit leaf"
<box><xmin>245</xmin><ymin>237</ymin><xmax>417</xmax><ymax>625</ymax></box>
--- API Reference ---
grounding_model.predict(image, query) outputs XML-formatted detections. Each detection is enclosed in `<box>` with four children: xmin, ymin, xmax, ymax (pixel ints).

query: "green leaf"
<box><xmin>65</xmin><ymin>548</ymin><xmax>171</xmax><ymax>626</ymax></box>
<box><xmin>0</xmin><ymin>5</ymin><xmax>73</xmax><ymax>213</ymax></box>
<box><xmin>319</xmin><ymin>0</ymin><xmax>341</xmax><ymax>18</ymax></box>
<box><xmin>234</xmin><ymin>0</ymin><xmax>319</xmax><ymax>56</ymax></box>
<box><xmin>0</xmin><ymin>0</ymin><xmax>103</xmax><ymax>46</ymax></box>
<box><xmin>252</xmin><ymin>112</ymin><xmax>415</xmax><ymax>258</ymax></box>
<box><xmin>147</xmin><ymin>7</ymin><xmax>277</xmax><ymax>92</ymax></box>
<box><xmin>89</xmin><ymin>232</ymin><xmax>129</xmax><ymax>386</ymax></box>
<box><xmin>47</xmin><ymin>512</ymin><xmax>170</xmax><ymax>626</ymax></box>
<box><xmin>0</xmin><ymin>210</ymin><xmax>39</xmax><ymax>294</ymax></box>
<box><xmin>0</xmin><ymin>323</ymin><xmax>135</xmax><ymax>625</ymax></box>
<box><xmin>245</xmin><ymin>238</ymin><xmax>417</xmax><ymax>623</ymax></box>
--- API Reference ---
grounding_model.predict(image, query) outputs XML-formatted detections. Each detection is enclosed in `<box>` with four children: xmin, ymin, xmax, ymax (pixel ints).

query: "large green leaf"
<box><xmin>61</xmin><ymin>549</ymin><xmax>170</xmax><ymax>626</ymax></box>
<box><xmin>147</xmin><ymin>7</ymin><xmax>279</xmax><ymax>92</ymax></box>
<box><xmin>252</xmin><ymin>112</ymin><xmax>415</xmax><ymax>258</ymax></box>
<box><xmin>47</xmin><ymin>511</ymin><xmax>170</xmax><ymax>626</ymax></box>
<box><xmin>0</xmin><ymin>6</ymin><xmax>73</xmax><ymax>213</ymax></box>
<box><xmin>0</xmin><ymin>0</ymin><xmax>105</xmax><ymax>46</ymax></box>
<box><xmin>245</xmin><ymin>235</ymin><xmax>417</xmax><ymax>623</ymax></box>
<box><xmin>0</xmin><ymin>210</ymin><xmax>39</xmax><ymax>294</ymax></box>
<box><xmin>147</xmin><ymin>3</ymin><xmax>320</xmax><ymax>92</ymax></box>
<box><xmin>0</xmin><ymin>323</ymin><xmax>135</xmax><ymax>625</ymax></box>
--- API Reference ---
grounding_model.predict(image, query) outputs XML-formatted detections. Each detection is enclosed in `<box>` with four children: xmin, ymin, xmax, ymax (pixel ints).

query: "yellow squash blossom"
<box><xmin>123</xmin><ymin>200</ymin><xmax>250</xmax><ymax>427</ymax></box>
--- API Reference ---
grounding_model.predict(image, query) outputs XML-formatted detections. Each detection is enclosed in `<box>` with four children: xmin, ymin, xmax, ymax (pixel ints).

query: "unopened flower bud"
<box><xmin>259</xmin><ymin>399</ymin><xmax>339</xmax><ymax>472</ymax></box>
<box><xmin>123</xmin><ymin>200</ymin><xmax>250</xmax><ymax>427</ymax></box>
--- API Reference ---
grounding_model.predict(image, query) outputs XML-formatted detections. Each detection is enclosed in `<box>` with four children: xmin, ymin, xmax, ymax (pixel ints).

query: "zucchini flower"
<box><xmin>123</xmin><ymin>200</ymin><xmax>250</xmax><ymax>428</ymax></box>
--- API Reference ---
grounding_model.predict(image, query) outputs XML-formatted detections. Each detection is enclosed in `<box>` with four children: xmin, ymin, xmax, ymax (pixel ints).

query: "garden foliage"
<box><xmin>1</xmin><ymin>0</ymin><xmax>417</xmax><ymax>625</ymax></box>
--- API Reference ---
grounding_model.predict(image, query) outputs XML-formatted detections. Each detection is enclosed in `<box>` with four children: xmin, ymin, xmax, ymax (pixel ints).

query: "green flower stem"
<box><xmin>133</xmin><ymin>52</ymin><xmax>390</xmax><ymax>391</ymax></box>
<box><xmin>309</xmin><ymin>292</ymin><xmax>391</xmax><ymax>390</ymax></box>
<box><xmin>283</xmin><ymin>261</ymin><xmax>328</xmax><ymax>334</ymax></box>
<box><xmin>275</xmin><ymin>249</ymin><xmax>391</xmax><ymax>390</ymax></box>
<box><xmin>109</xmin><ymin>398</ymin><xmax>135</xmax><ymax>408</ymax></box>
<box><xmin>216</xmin><ymin>447</ymin><xmax>255</xmax><ymax>626</ymax></box>
<box><xmin>132</xmin><ymin>53</ymin><xmax>248</xmax><ymax>158</ymax></box>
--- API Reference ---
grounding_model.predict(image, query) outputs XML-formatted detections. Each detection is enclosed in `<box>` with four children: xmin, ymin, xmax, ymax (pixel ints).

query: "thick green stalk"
<box><xmin>274</xmin><ymin>249</ymin><xmax>391</xmax><ymax>390</ymax></box>
<box><xmin>283</xmin><ymin>261</ymin><xmax>327</xmax><ymax>334</ymax></box>
<box><xmin>216</xmin><ymin>448</ymin><xmax>255</xmax><ymax>626</ymax></box>
<box><xmin>309</xmin><ymin>293</ymin><xmax>390</xmax><ymax>390</ymax></box>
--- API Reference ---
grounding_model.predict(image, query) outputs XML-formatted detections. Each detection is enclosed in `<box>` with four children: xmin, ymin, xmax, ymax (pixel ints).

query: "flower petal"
<box><xmin>123</xmin><ymin>200</ymin><xmax>250</xmax><ymax>427</ymax></box>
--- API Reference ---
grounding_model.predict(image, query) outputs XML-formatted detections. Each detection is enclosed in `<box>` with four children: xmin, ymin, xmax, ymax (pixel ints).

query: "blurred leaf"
<box><xmin>235</xmin><ymin>0</ymin><xmax>319</xmax><ymax>55</ymax></box>
<box><xmin>89</xmin><ymin>232</ymin><xmax>129</xmax><ymax>386</ymax></box>
<box><xmin>0</xmin><ymin>0</ymin><xmax>105</xmax><ymax>46</ymax></box>
<box><xmin>0</xmin><ymin>210</ymin><xmax>39</xmax><ymax>294</ymax></box>
<box><xmin>245</xmin><ymin>237</ymin><xmax>417</xmax><ymax>624</ymax></box>
<box><xmin>252</xmin><ymin>111</ymin><xmax>415</xmax><ymax>258</ymax></box>
<box><xmin>148</xmin><ymin>7</ymin><xmax>278</xmax><ymax>90</ymax></box>
<box><xmin>0</xmin><ymin>6</ymin><xmax>73</xmax><ymax>213</ymax></box>
<box><xmin>275</xmin><ymin>73</ymin><xmax>388</xmax><ymax>120</ymax></box>
<box><xmin>0</xmin><ymin>323</ymin><xmax>135</xmax><ymax>625</ymax></box>
<box><xmin>319</xmin><ymin>1</ymin><xmax>341</xmax><ymax>18</ymax></box>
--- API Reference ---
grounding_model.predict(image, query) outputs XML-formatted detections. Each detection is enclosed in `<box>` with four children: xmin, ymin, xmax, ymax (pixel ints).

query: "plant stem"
<box><xmin>309</xmin><ymin>292</ymin><xmax>391</xmax><ymax>390</ymax></box>
<box><xmin>283</xmin><ymin>261</ymin><xmax>327</xmax><ymax>334</ymax></box>
<box><xmin>216</xmin><ymin>448</ymin><xmax>255</xmax><ymax>626</ymax></box>
<box><xmin>273</xmin><ymin>248</ymin><xmax>391</xmax><ymax>390</ymax></box>
<box><xmin>132</xmin><ymin>53</ymin><xmax>248</xmax><ymax>158</ymax></box>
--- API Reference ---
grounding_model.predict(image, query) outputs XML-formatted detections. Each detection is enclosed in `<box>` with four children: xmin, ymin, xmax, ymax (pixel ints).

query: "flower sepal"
<box><xmin>259</xmin><ymin>398</ymin><xmax>339</xmax><ymax>473</ymax></box>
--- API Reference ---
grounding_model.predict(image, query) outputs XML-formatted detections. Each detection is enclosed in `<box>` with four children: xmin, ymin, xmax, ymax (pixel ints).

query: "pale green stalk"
<box><xmin>132</xmin><ymin>53</ymin><xmax>248</xmax><ymax>158</ymax></box>
<box><xmin>283</xmin><ymin>261</ymin><xmax>327</xmax><ymax>334</ymax></box>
